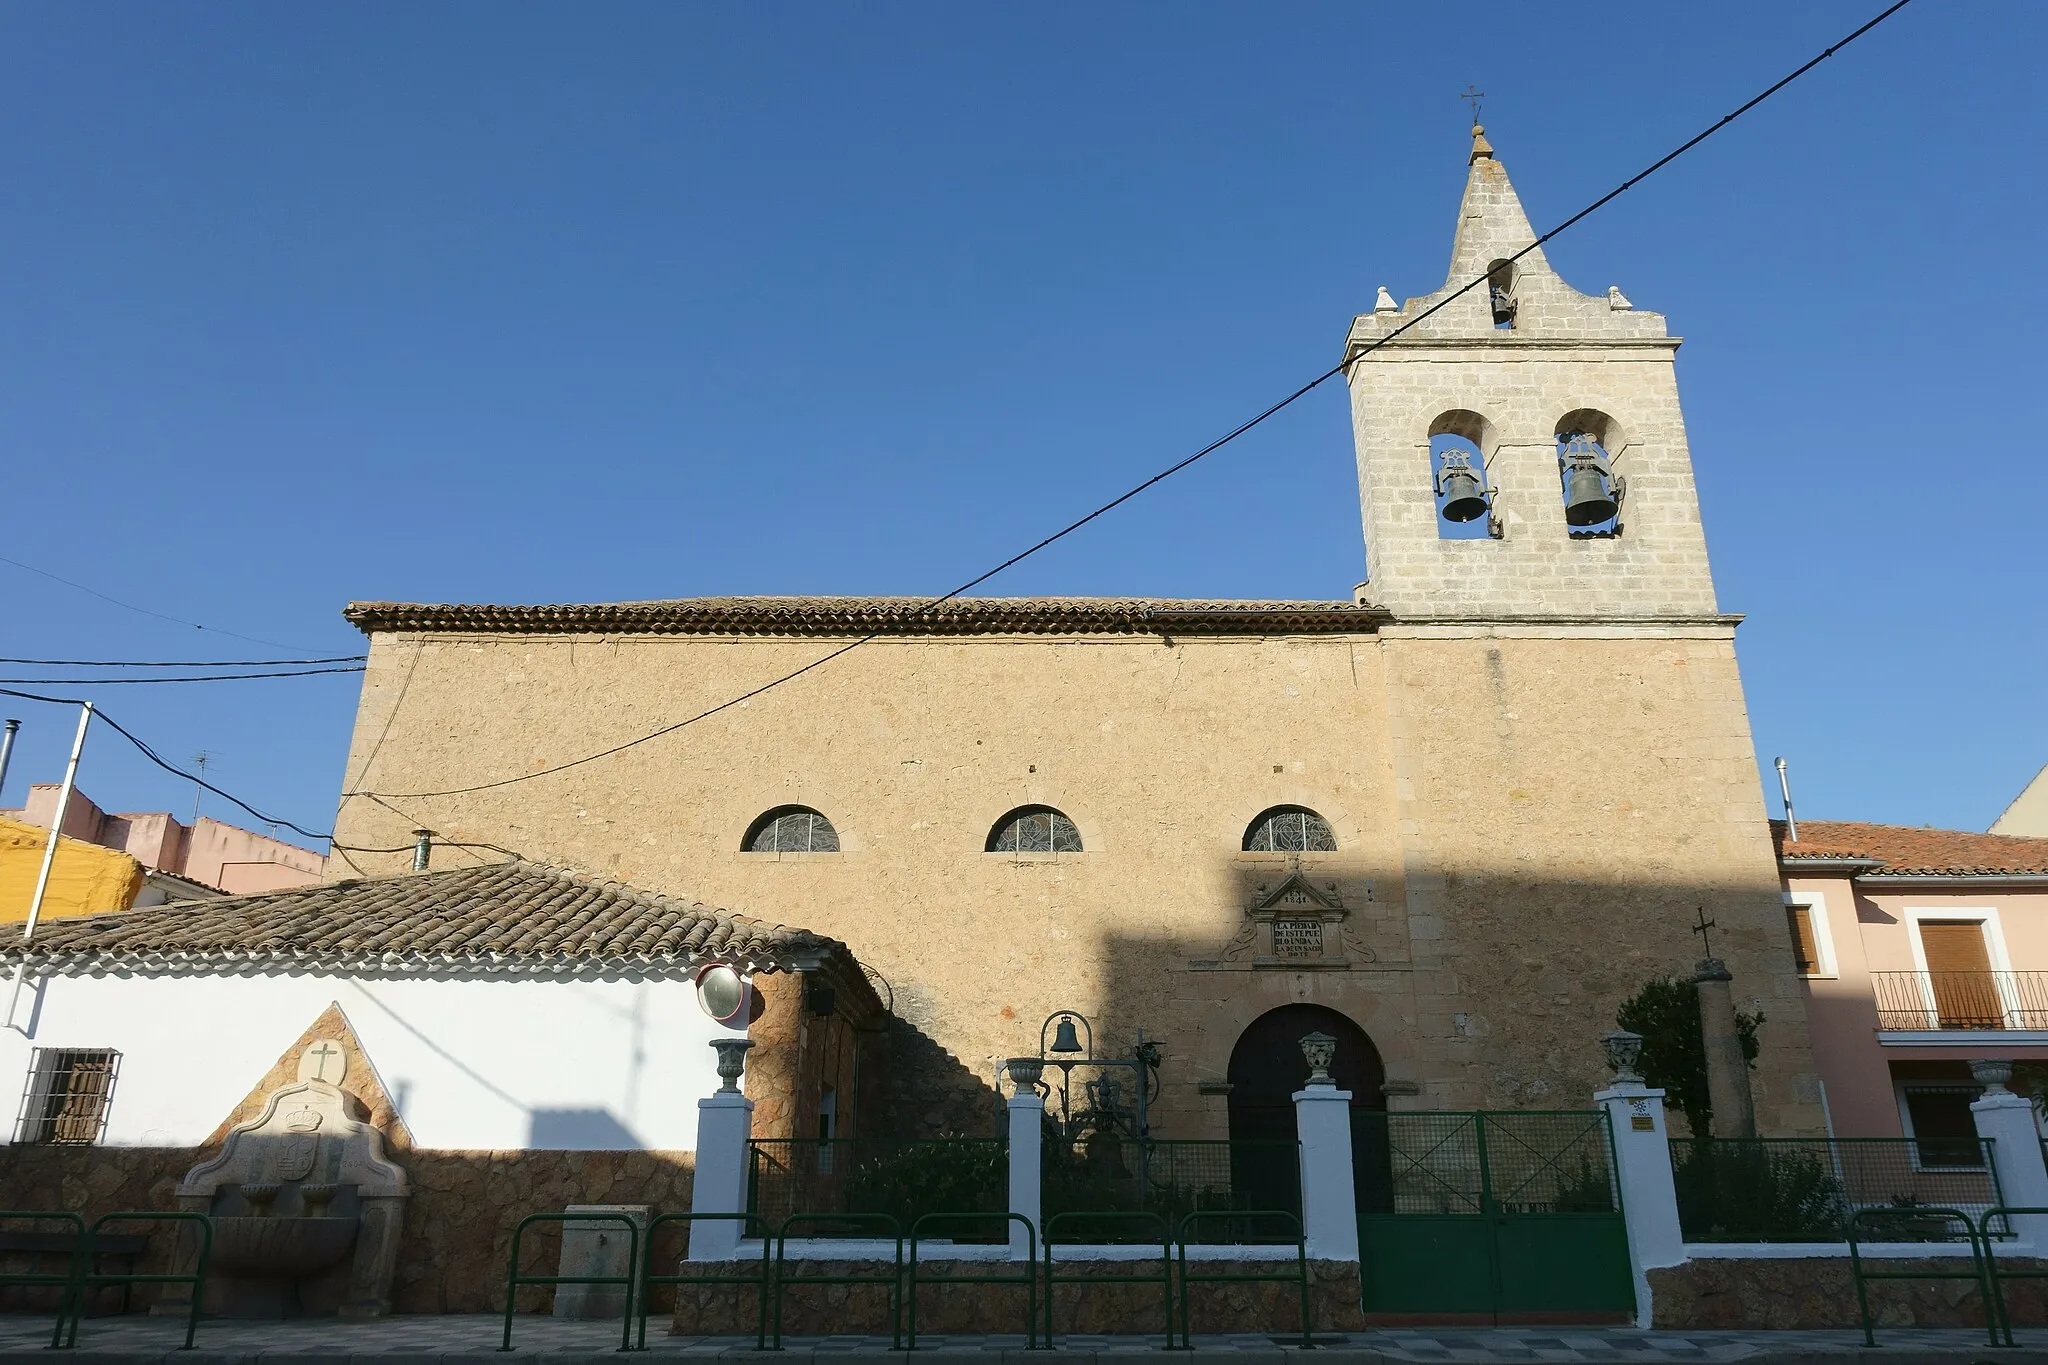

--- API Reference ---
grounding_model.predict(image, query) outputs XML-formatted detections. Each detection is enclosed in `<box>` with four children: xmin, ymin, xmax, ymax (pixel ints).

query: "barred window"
<box><xmin>743</xmin><ymin>806</ymin><xmax>840</xmax><ymax>853</ymax></box>
<box><xmin>1243</xmin><ymin>806</ymin><xmax>1337</xmax><ymax>853</ymax></box>
<box><xmin>987</xmin><ymin>805</ymin><xmax>1082</xmax><ymax>854</ymax></box>
<box><xmin>14</xmin><ymin>1048</ymin><xmax>120</xmax><ymax>1145</ymax></box>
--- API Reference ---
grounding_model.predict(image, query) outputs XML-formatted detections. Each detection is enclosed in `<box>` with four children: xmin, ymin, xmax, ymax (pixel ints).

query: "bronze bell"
<box><xmin>1563</xmin><ymin>462</ymin><xmax>1618</xmax><ymax>526</ymax></box>
<box><xmin>1436</xmin><ymin>454</ymin><xmax>1489</xmax><ymax>523</ymax></box>
<box><xmin>1050</xmin><ymin>1016</ymin><xmax>1084</xmax><ymax>1055</ymax></box>
<box><xmin>1439</xmin><ymin>468</ymin><xmax>1489</xmax><ymax>522</ymax></box>
<box><xmin>1559</xmin><ymin>434</ymin><xmax>1619</xmax><ymax>527</ymax></box>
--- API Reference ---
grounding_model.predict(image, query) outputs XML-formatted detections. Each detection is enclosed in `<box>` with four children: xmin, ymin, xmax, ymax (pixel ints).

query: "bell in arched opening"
<box><xmin>1558</xmin><ymin>432</ymin><xmax>1620</xmax><ymax>527</ymax></box>
<box><xmin>1434</xmin><ymin>449</ymin><xmax>1490</xmax><ymax>523</ymax></box>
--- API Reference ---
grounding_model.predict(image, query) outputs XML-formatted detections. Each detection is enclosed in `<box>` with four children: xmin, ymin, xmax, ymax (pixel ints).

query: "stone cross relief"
<box><xmin>297</xmin><ymin>1041</ymin><xmax>348</xmax><ymax>1085</ymax></box>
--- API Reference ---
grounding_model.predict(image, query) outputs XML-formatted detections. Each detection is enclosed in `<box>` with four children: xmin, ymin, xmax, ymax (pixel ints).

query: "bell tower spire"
<box><xmin>1341</xmin><ymin>132</ymin><xmax>1720</xmax><ymax>621</ymax></box>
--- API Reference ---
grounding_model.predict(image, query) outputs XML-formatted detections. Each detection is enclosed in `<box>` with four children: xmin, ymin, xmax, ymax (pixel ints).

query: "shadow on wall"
<box><xmin>1092</xmin><ymin>855</ymin><xmax>1816</xmax><ymax>1135</ymax></box>
<box><xmin>527</xmin><ymin>1107</ymin><xmax>646</xmax><ymax>1150</ymax></box>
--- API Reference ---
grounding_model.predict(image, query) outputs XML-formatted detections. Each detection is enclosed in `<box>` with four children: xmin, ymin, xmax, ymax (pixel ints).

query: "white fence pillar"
<box><xmin>688</xmin><ymin>1040</ymin><xmax>756</xmax><ymax>1261</ymax></box>
<box><xmin>1293</xmin><ymin>1086</ymin><xmax>1359</xmax><ymax>1261</ymax></box>
<box><xmin>1596</xmin><ymin>1079</ymin><xmax>1685</xmax><ymax>1327</ymax></box>
<box><xmin>1972</xmin><ymin>1062</ymin><xmax>2048</xmax><ymax>1248</ymax></box>
<box><xmin>1007</xmin><ymin>1087</ymin><xmax>1044</xmax><ymax>1261</ymax></box>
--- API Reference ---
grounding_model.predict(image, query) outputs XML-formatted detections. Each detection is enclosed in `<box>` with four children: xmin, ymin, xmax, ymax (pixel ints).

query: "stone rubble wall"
<box><xmin>670</xmin><ymin>1257</ymin><xmax>1369</xmax><ymax>1337</ymax></box>
<box><xmin>0</xmin><ymin>1144</ymin><xmax>693</xmax><ymax>1315</ymax></box>
<box><xmin>1650</xmin><ymin>1256</ymin><xmax>2048</xmax><ymax>1330</ymax></box>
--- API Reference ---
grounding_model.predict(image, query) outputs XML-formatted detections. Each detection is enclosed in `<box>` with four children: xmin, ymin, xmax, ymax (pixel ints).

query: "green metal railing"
<box><xmin>0</xmin><ymin>1212</ymin><xmax>86</xmax><ymax>1350</ymax></box>
<box><xmin>57</xmin><ymin>1213</ymin><xmax>213</xmax><ymax>1351</ymax></box>
<box><xmin>1041</xmin><ymin>1137</ymin><xmax>1301</xmax><ymax>1235</ymax></box>
<box><xmin>499</xmin><ymin>1212</ymin><xmax>640</xmax><ymax>1353</ymax></box>
<box><xmin>1174</xmin><ymin>1210</ymin><xmax>1310</xmax><ymax>1349</ymax></box>
<box><xmin>747</xmin><ymin>1137</ymin><xmax>1006</xmax><ymax>1237</ymax></box>
<box><xmin>1978</xmin><ymin>1206</ymin><xmax>2048</xmax><ymax>1346</ymax></box>
<box><xmin>1353</xmin><ymin>1110</ymin><xmax>1621</xmax><ymax>1216</ymax></box>
<box><xmin>770</xmin><ymin>1212</ymin><xmax>903</xmax><ymax>1349</ymax></box>
<box><xmin>635</xmin><ymin>1212</ymin><xmax>770</xmax><ymax>1350</ymax></box>
<box><xmin>907</xmin><ymin>1212</ymin><xmax>1038</xmax><ymax>1349</ymax></box>
<box><xmin>1042</xmin><ymin>1210</ymin><xmax>1173</xmax><ymax>1346</ymax></box>
<box><xmin>1673</xmin><ymin>1136</ymin><xmax>2003</xmax><ymax>1243</ymax></box>
<box><xmin>1847</xmin><ymin>1205</ymin><xmax>1996</xmax><ymax>1347</ymax></box>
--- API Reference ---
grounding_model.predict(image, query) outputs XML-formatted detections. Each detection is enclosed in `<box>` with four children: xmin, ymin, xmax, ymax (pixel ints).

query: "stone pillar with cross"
<box><xmin>1691</xmin><ymin>908</ymin><xmax>1757</xmax><ymax>1138</ymax></box>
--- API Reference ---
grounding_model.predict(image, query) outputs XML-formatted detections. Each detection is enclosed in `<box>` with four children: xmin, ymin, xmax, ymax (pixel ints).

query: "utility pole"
<box><xmin>7</xmin><ymin>702</ymin><xmax>91</xmax><ymax>1033</ymax></box>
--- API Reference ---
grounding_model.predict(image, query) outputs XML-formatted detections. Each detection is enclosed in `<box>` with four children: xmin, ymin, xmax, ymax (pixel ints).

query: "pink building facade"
<box><xmin>2</xmin><ymin>784</ymin><xmax>325</xmax><ymax>896</ymax></box>
<box><xmin>1779</xmin><ymin>820</ymin><xmax>2048</xmax><ymax>1148</ymax></box>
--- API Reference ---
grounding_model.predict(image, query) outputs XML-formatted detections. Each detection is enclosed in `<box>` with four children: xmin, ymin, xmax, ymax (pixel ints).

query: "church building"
<box><xmin>327</xmin><ymin>129</ymin><xmax>1826</xmax><ymax>1144</ymax></box>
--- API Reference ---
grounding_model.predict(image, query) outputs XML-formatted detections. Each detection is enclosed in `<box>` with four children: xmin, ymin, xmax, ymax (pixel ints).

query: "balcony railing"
<box><xmin>1871</xmin><ymin>970</ymin><xmax>2048</xmax><ymax>1031</ymax></box>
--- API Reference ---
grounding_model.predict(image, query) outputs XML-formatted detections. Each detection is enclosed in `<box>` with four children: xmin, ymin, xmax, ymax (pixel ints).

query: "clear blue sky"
<box><xmin>2</xmin><ymin>2</ymin><xmax>2042</xmax><ymax>846</ymax></box>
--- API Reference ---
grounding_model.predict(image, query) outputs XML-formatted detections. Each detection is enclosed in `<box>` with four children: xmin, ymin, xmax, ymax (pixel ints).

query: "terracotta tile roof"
<box><xmin>343</xmin><ymin>596</ymin><xmax>1388</xmax><ymax>638</ymax></box>
<box><xmin>0</xmin><ymin>860</ymin><xmax>843</xmax><ymax>978</ymax></box>
<box><xmin>1773</xmin><ymin>820</ymin><xmax>2048</xmax><ymax>877</ymax></box>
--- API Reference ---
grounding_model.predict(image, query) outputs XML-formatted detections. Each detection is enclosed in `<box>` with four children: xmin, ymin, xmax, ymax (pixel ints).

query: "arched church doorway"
<box><xmin>1226</xmin><ymin>1004</ymin><xmax>1384</xmax><ymax>1216</ymax></box>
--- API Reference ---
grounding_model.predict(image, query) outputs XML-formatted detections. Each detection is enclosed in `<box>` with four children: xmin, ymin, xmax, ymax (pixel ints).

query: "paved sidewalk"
<box><xmin>1</xmin><ymin>1316</ymin><xmax>2042</xmax><ymax>1365</ymax></box>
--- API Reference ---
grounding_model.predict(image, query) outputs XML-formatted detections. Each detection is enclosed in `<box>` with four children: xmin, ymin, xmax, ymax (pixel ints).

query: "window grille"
<box><xmin>1243</xmin><ymin>806</ymin><xmax>1337</xmax><ymax>853</ymax></box>
<box><xmin>744</xmin><ymin>806</ymin><xmax>839</xmax><ymax>853</ymax></box>
<box><xmin>987</xmin><ymin>806</ymin><xmax>1082</xmax><ymax>854</ymax></box>
<box><xmin>14</xmin><ymin>1048</ymin><xmax>120</xmax><ymax>1145</ymax></box>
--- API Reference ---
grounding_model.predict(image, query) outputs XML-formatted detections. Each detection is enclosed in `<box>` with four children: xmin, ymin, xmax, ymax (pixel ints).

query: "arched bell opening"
<box><xmin>1225</xmin><ymin>1004</ymin><xmax>1385</xmax><ymax>1217</ymax></box>
<box><xmin>1427</xmin><ymin>409</ymin><xmax>1496</xmax><ymax>540</ymax></box>
<box><xmin>1554</xmin><ymin>410</ymin><xmax>1628</xmax><ymax>537</ymax></box>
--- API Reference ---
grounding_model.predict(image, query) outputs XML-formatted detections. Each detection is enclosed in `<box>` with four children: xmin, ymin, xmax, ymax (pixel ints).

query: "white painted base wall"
<box><xmin>0</xmin><ymin>972</ymin><xmax>731</xmax><ymax>1149</ymax></box>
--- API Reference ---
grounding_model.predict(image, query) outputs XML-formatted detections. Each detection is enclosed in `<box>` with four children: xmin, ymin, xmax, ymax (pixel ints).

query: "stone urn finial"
<box><xmin>1299</xmin><ymin>1031</ymin><xmax>1337</xmax><ymax>1087</ymax></box>
<box><xmin>1602</xmin><ymin>1030</ymin><xmax>1646</xmax><ymax>1085</ymax></box>
<box><xmin>1004</xmin><ymin>1057</ymin><xmax>1045</xmax><ymax>1097</ymax></box>
<box><xmin>1971</xmin><ymin>1059</ymin><xmax>2014</xmax><ymax>1094</ymax></box>
<box><xmin>710</xmin><ymin>1038</ymin><xmax>755</xmax><ymax>1094</ymax></box>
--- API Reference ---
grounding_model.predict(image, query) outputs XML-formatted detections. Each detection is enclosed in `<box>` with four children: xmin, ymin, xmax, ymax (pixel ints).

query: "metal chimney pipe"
<box><xmin>412</xmin><ymin>829</ymin><xmax>434</xmax><ymax>871</ymax></box>
<box><xmin>0</xmin><ymin>719</ymin><xmax>19</xmax><ymax>799</ymax></box>
<box><xmin>1773</xmin><ymin>756</ymin><xmax>1798</xmax><ymax>844</ymax></box>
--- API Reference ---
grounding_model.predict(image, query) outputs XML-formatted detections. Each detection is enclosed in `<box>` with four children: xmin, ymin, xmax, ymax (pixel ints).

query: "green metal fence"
<box><xmin>1039</xmin><ymin>1136</ymin><xmax>1301</xmax><ymax>1240</ymax></box>
<box><xmin>746</xmin><ymin>1137</ymin><xmax>1006</xmax><ymax>1237</ymax></box>
<box><xmin>1673</xmin><ymin>1137</ymin><xmax>2004</xmax><ymax>1243</ymax></box>
<box><xmin>1355</xmin><ymin>1111</ymin><xmax>1621</xmax><ymax>1216</ymax></box>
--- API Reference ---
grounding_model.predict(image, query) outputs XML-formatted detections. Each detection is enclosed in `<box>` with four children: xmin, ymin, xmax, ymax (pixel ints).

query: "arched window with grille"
<box><xmin>986</xmin><ymin>805</ymin><xmax>1082</xmax><ymax>854</ymax></box>
<box><xmin>743</xmin><ymin>806</ymin><xmax>840</xmax><ymax>853</ymax></box>
<box><xmin>1242</xmin><ymin>805</ymin><xmax>1337</xmax><ymax>853</ymax></box>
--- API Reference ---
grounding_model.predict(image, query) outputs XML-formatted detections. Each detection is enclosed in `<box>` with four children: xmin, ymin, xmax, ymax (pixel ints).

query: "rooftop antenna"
<box><xmin>190</xmin><ymin>750</ymin><xmax>216</xmax><ymax>825</ymax></box>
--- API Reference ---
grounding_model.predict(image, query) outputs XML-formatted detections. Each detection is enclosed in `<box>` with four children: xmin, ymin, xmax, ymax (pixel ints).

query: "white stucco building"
<box><xmin>0</xmin><ymin>860</ymin><xmax>857</xmax><ymax>1150</ymax></box>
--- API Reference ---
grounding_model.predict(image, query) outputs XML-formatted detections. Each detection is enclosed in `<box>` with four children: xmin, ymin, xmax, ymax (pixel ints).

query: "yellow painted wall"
<box><xmin>0</xmin><ymin>815</ymin><xmax>142</xmax><ymax>924</ymax></box>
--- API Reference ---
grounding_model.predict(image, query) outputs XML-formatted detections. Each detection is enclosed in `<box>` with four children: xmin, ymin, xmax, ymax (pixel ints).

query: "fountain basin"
<box><xmin>209</xmin><ymin>1216</ymin><xmax>359</xmax><ymax>1280</ymax></box>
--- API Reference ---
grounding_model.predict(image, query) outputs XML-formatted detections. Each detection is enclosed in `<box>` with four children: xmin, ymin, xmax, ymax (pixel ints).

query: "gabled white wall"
<box><xmin>0</xmin><ymin>972</ymin><xmax>729</xmax><ymax>1149</ymax></box>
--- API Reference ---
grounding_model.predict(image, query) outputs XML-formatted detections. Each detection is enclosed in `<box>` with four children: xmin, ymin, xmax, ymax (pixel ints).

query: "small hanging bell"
<box><xmin>1050</xmin><ymin>1016</ymin><xmax>1084</xmax><ymax>1054</ymax></box>
<box><xmin>1436</xmin><ymin>453</ymin><xmax>1489</xmax><ymax>523</ymax></box>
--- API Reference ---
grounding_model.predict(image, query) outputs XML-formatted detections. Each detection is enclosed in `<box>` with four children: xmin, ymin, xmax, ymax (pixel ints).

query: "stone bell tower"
<box><xmin>1345</xmin><ymin>125</ymin><xmax>1719</xmax><ymax>619</ymax></box>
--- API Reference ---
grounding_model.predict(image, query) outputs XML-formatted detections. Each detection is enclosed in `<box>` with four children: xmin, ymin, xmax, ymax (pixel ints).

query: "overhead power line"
<box><xmin>0</xmin><ymin>655</ymin><xmax>366</xmax><ymax>668</ymax></box>
<box><xmin>346</xmin><ymin>0</ymin><xmax>1913</xmax><ymax>804</ymax></box>
<box><xmin>0</xmin><ymin>686</ymin><xmax>332</xmax><ymax>843</ymax></box>
<box><xmin>0</xmin><ymin>554</ymin><xmax>319</xmax><ymax>653</ymax></box>
<box><xmin>0</xmin><ymin>667</ymin><xmax>366</xmax><ymax>685</ymax></box>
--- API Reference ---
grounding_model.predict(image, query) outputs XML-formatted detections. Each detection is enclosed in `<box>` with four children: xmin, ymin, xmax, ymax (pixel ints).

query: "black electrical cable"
<box><xmin>0</xmin><ymin>686</ymin><xmax>333</xmax><ymax>843</ymax></box>
<box><xmin>351</xmin><ymin>0</ymin><xmax>1914</xmax><ymax>805</ymax></box>
<box><xmin>0</xmin><ymin>667</ymin><xmax>366</xmax><ymax>684</ymax></box>
<box><xmin>0</xmin><ymin>554</ymin><xmax>318</xmax><ymax>652</ymax></box>
<box><xmin>0</xmin><ymin>655</ymin><xmax>366</xmax><ymax>668</ymax></box>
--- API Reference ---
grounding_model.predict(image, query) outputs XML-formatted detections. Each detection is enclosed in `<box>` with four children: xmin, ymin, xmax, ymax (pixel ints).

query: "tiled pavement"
<box><xmin>2</xmin><ymin>1316</ymin><xmax>2046</xmax><ymax>1365</ymax></box>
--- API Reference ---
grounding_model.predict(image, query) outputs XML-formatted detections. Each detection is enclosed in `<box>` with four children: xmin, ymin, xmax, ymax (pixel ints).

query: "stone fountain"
<box><xmin>165</xmin><ymin>1040</ymin><xmax>409</xmax><ymax>1318</ymax></box>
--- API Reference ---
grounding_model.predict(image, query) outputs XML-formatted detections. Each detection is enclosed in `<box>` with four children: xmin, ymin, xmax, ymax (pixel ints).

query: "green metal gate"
<box><xmin>1353</xmin><ymin>1110</ymin><xmax>1634</xmax><ymax>1322</ymax></box>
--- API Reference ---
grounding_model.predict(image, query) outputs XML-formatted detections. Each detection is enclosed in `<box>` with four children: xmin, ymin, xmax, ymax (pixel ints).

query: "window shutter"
<box><xmin>1786</xmin><ymin>905</ymin><xmax>1821</xmax><ymax>974</ymax></box>
<box><xmin>1921</xmin><ymin>922</ymin><xmax>1993</xmax><ymax>974</ymax></box>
